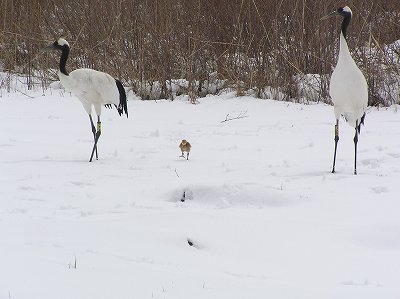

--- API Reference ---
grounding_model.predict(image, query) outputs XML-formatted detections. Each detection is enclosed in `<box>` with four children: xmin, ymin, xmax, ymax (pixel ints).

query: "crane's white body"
<box><xmin>324</xmin><ymin>5</ymin><xmax>368</xmax><ymax>174</ymax></box>
<box><xmin>58</xmin><ymin>69</ymin><xmax>120</xmax><ymax>116</ymax></box>
<box><xmin>51</xmin><ymin>37</ymin><xmax>127</xmax><ymax>162</ymax></box>
<box><xmin>330</xmin><ymin>30</ymin><xmax>368</xmax><ymax>128</ymax></box>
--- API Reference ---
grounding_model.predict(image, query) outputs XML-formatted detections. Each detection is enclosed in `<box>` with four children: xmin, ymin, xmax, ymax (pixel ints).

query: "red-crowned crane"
<box><xmin>50</xmin><ymin>38</ymin><xmax>128</xmax><ymax>162</ymax></box>
<box><xmin>321</xmin><ymin>6</ymin><xmax>368</xmax><ymax>175</ymax></box>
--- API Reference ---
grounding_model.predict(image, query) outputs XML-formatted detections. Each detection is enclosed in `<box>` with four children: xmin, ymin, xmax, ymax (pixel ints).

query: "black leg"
<box><xmin>89</xmin><ymin>116</ymin><xmax>101</xmax><ymax>162</ymax></box>
<box><xmin>186</xmin><ymin>152</ymin><xmax>189</xmax><ymax>160</ymax></box>
<box><xmin>89</xmin><ymin>115</ymin><xmax>98</xmax><ymax>160</ymax></box>
<box><xmin>96</xmin><ymin>118</ymin><xmax>101</xmax><ymax>160</ymax></box>
<box><xmin>332</xmin><ymin>119</ymin><xmax>339</xmax><ymax>173</ymax></box>
<box><xmin>353</xmin><ymin>120</ymin><xmax>359</xmax><ymax>175</ymax></box>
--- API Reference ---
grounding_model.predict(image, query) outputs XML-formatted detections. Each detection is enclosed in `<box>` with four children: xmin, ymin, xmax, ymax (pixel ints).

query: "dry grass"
<box><xmin>1</xmin><ymin>0</ymin><xmax>399</xmax><ymax>105</ymax></box>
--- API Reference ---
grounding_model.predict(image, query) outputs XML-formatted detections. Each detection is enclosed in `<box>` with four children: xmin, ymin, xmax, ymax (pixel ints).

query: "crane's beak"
<box><xmin>44</xmin><ymin>40</ymin><xmax>57</xmax><ymax>51</ymax></box>
<box><xmin>44</xmin><ymin>45</ymin><xmax>54</xmax><ymax>51</ymax></box>
<box><xmin>320</xmin><ymin>10</ymin><xmax>338</xmax><ymax>21</ymax></box>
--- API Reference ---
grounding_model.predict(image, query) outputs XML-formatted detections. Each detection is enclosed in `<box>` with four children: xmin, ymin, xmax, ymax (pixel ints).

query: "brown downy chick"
<box><xmin>179</xmin><ymin>139</ymin><xmax>191</xmax><ymax>160</ymax></box>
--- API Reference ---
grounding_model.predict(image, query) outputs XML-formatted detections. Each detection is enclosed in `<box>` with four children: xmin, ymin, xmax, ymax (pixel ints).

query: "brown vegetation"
<box><xmin>1</xmin><ymin>0</ymin><xmax>399</xmax><ymax>105</ymax></box>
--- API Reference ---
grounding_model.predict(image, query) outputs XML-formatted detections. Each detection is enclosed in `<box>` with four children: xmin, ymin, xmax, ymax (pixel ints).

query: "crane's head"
<box><xmin>320</xmin><ymin>6</ymin><xmax>352</xmax><ymax>38</ymax></box>
<box><xmin>321</xmin><ymin>6</ymin><xmax>352</xmax><ymax>20</ymax></box>
<box><xmin>50</xmin><ymin>38</ymin><xmax>70</xmax><ymax>51</ymax></box>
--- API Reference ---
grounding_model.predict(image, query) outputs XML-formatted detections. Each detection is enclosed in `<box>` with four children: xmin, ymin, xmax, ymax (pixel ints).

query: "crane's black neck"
<box><xmin>340</xmin><ymin>11</ymin><xmax>352</xmax><ymax>39</ymax></box>
<box><xmin>59</xmin><ymin>46</ymin><xmax>70</xmax><ymax>76</ymax></box>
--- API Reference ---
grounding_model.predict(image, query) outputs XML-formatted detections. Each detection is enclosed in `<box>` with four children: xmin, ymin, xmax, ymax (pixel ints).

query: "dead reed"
<box><xmin>1</xmin><ymin>0</ymin><xmax>399</xmax><ymax>105</ymax></box>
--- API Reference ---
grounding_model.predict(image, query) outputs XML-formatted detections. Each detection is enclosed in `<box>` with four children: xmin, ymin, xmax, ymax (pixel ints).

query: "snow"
<box><xmin>1</xmin><ymin>88</ymin><xmax>400</xmax><ymax>299</ymax></box>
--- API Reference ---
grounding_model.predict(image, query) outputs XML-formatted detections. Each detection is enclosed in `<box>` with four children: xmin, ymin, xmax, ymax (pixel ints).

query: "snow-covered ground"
<box><xmin>1</xmin><ymin>88</ymin><xmax>399</xmax><ymax>299</ymax></box>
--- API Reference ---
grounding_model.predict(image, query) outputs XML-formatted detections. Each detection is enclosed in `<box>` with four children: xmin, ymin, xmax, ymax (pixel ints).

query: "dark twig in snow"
<box><xmin>181</xmin><ymin>191</ymin><xmax>186</xmax><ymax>202</ymax></box>
<box><xmin>220</xmin><ymin>110</ymin><xmax>249</xmax><ymax>123</ymax></box>
<box><xmin>68</xmin><ymin>255</ymin><xmax>77</xmax><ymax>269</ymax></box>
<box><xmin>15</xmin><ymin>89</ymin><xmax>35</xmax><ymax>99</ymax></box>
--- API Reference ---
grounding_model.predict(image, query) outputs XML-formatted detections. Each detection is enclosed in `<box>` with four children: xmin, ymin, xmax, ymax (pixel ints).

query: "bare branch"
<box><xmin>220</xmin><ymin>110</ymin><xmax>249</xmax><ymax>123</ymax></box>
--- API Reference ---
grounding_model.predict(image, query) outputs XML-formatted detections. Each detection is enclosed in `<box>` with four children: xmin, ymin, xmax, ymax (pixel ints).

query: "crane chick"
<box><xmin>179</xmin><ymin>139</ymin><xmax>191</xmax><ymax>160</ymax></box>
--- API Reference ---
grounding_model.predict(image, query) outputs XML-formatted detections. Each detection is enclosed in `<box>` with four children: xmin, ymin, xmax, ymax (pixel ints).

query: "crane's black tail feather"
<box><xmin>115</xmin><ymin>79</ymin><xmax>128</xmax><ymax>118</ymax></box>
<box><xmin>357</xmin><ymin>113</ymin><xmax>366</xmax><ymax>134</ymax></box>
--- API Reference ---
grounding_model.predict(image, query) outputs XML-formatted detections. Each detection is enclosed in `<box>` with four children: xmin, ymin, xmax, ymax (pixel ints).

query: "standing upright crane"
<box><xmin>321</xmin><ymin>6</ymin><xmax>368</xmax><ymax>175</ymax></box>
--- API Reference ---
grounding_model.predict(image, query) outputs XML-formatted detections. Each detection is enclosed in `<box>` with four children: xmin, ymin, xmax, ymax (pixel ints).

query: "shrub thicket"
<box><xmin>1</xmin><ymin>0</ymin><xmax>399</xmax><ymax>105</ymax></box>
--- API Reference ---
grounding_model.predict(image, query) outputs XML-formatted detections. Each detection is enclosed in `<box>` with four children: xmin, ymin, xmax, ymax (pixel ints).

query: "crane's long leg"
<box><xmin>332</xmin><ymin>119</ymin><xmax>339</xmax><ymax>173</ymax></box>
<box><xmin>89</xmin><ymin>115</ymin><xmax>98</xmax><ymax>160</ymax></box>
<box><xmin>89</xmin><ymin>116</ymin><xmax>102</xmax><ymax>162</ymax></box>
<box><xmin>353</xmin><ymin>120</ymin><xmax>359</xmax><ymax>175</ymax></box>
